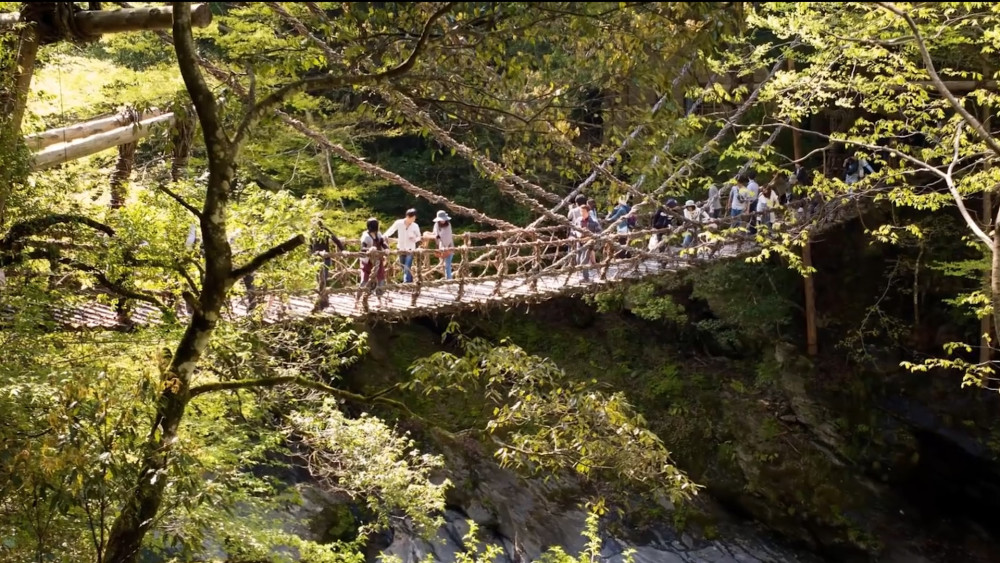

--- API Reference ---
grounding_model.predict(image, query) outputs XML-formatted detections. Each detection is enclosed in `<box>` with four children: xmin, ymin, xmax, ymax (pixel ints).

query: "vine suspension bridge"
<box><xmin>0</xmin><ymin>3</ymin><xmax>860</xmax><ymax>330</ymax></box>
<box><xmin>41</xmin><ymin>200</ymin><xmax>855</xmax><ymax>329</ymax></box>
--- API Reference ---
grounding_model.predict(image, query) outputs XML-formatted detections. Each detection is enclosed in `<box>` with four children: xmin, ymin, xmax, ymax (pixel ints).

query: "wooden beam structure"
<box><xmin>0</xmin><ymin>4</ymin><xmax>212</xmax><ymax>37</ymax></box>
<box><xmin>31</xmin><ymin>112</ymin><xmax>176</xmax><ymax>171</ymax></box>
<box><xmin>25</xmin><ymin>108</ymin><xmax>165</xmax><ymax>151</ymax></box>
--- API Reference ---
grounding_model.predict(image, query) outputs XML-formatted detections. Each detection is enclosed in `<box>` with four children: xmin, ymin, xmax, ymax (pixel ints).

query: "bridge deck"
<box><xmin>49</xmin><ymin>244</ymin><xmax>745</xmax><ymax>330</ymax></box>
<box><xmin>31</xmin><ymin>198</ymin><xmax>860</xmax><ymax>331</ymax></box>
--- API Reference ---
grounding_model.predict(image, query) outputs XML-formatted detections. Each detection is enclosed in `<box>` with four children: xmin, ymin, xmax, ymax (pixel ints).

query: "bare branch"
<box><xmin>2</xmin><ymin>214</ymin><xmax>114</xmax><ymax>250</ymax></box>
<box><xmin>231</xmin><ymin>2</ymin><xmax>454</xmax><ymax>149</ymax></box>
<box><xmin>877</xmin><ymin>2</ymin><xmax>1000</xmax><ymax>158</ymax></box>
<box><xmin>944</xmin><ymin>123</ymin><xmax>992</xmax><ymax>247</ymax></box>
<box><xmin>230</xmin><ymin>234</ymin><xmax>306</xmax><ymax>281</ymax></box>
<box><xmin>156</xmin><ymin>184</ymin><xmax>202</xmax><ymax>218</ymax></box>
<box><xmin>188</xmin><ymin>375</ymin><xmax>422</xmax><ymax>419</ymax></box>
<box><xmin>57</xmin><ymin>257</ymin><xmax>168</xmax><ymax>311</ymax></box>
<box><xmin>279</xmin><ymin>111</ymin><xmax>516</xmax><ymax>230</ymax></box>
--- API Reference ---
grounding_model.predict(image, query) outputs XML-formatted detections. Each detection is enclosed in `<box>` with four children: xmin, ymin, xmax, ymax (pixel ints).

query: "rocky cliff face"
<box><xmin>344</xmin><ymin>296</ymin><xmax>1000</xmax><ymax>562</ymax></box>
<box><xmin>377</xmin><ymin>432</ymin><xmax>819</xmax><ymax>563</ymax></box>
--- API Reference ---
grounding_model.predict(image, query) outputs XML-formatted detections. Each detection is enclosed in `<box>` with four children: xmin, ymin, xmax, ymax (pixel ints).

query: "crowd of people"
<box><xmin>319</xmin><ymin>155</ymin><xmax>867</xmax><ymax>294</ymax></box>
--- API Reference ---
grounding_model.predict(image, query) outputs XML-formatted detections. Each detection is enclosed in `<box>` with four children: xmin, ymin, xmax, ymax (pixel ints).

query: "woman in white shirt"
<box><xmin>682</xmin><ymin>200</ymin><xmax>710</xmax><ymax>248</ymax></box>
<box><xmin>756</xmin><ymin>185</ymin><xmax>781</xmax><ymax>229</ymax></box>
<box><xmin>432</xmin><ymin>210</ymin><xmax>455</xmax><ymax>280</ymax></box>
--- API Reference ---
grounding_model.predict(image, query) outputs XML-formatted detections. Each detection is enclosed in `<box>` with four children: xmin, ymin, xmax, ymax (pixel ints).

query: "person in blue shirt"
<box><xmin>605</xmin><ymin>195</ymin><xmax>633</xmax><ymax>257</ymax></box>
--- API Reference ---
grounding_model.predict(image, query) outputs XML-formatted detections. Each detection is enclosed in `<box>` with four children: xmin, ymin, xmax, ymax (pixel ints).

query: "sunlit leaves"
<box><xmin>289</xmin><ymin>401</ymin><xmax>449</xmax><ymax>536</ymax></box>
<box><xmin>408</xmin><ymin>329</ymin><xmax>700</xmax><ymax>503</ymax></box>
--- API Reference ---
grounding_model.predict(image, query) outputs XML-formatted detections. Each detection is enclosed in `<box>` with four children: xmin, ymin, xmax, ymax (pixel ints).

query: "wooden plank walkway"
<box><xmin>44</xmin><ymin>243</ymin><xmax>747</xmax><ymax>329</ymax></box>
<box><xmin>21</xmin><ymin>199</ymin><xmax>861</xmax><ymax>330</ymax></box>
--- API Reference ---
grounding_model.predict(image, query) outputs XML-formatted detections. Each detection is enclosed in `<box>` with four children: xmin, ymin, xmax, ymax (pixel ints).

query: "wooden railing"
<box><xmin>275</xmin><ymin>196</ymin><xmax>857</xmax><ymax>315</ymax></box>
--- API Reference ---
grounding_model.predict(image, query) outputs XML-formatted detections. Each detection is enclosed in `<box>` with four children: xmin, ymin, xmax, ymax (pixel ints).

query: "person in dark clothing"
<box><xmin>649</xmin><ymin>200</ymin><xmax>675</xmax><ymax>252</ymax></box>
<box><xmin>311</xmin><ymin>219</ymin><xmax>345</xmax><ymax>292</ymax></box>
<box><xmin>311</xmin><ymin>219</ymin><xmax>346</xmax><ymax>311</ymax></box>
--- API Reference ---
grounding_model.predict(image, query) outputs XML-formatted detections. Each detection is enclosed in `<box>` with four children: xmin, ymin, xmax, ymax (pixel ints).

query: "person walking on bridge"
<box><xmin>726</xmin><ymin>176</ymin><xmax>749</xmax><ymax>221</ymax></box>
<box><xmin>572</xmin><ymin>203</ymin><xmax>600</xmax><ymax>282</ymax></box>
<box><xmin>606</xmin><ymin>195</ymin><xmax>633</xmax><ymax>258</ymax></box>
<box><xmin>360</xmin><ymin>218</ymin><xmax>388</xmax><ymax>294</ymax></box>
<box><xmin>383</xmin><ymin>208</ymin><xmax>422</xmax><ymax>283</ymax></box>
<box><xmin>707</xmin><ymin>183</ymin><xmax>723</xmax><ymax>219</ymax></box>
<box><xmin>432</xmin><ymin>210</ymin><xmax>455</xmax><ymax>280</ymax></box>
<box><xmin>682</xmin><ymin>200</ymin><xmax>710</xmax><ymax>248</ymax></box>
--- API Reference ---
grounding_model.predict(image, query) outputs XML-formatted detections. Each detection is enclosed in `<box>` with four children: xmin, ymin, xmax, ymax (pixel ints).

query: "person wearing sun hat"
<box><xmin>682</xmin><ymin>199</ymin><xmax>710</xmax><ymax>248</ymax></box>
<box><xmin>432</xmin><ymin>210</ymin><xmax>455</xmax><ymax>280</ymax></box>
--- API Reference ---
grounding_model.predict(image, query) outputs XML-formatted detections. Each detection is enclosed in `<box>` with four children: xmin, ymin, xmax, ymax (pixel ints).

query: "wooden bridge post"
<box><xmin>411</xmin><ymin>248</ymin><xmax>423</xmax><ymax>306</ymax></box>
<box><xmin>600</xmin><ymin>239</ymin><xmax>614</xmax><ymax>280</ymax></box>
<box><xmin>457</xmin><ymin>232</ymin><xmax>470</xmax><ymax>301</ymax></box>
<box><xmin>493</xmin><ymin>233</ymin><xmax>507</xmax><ymax>295</ymax></box>
<box><xmin>109</xmin><ymin>106</ymin><xmax>140</xmax><ymax>209</ymax></box>
<box><xmin>530</xmin><ymin>234</ymin><xmax>541</xmax><ymax>291</ymax></box>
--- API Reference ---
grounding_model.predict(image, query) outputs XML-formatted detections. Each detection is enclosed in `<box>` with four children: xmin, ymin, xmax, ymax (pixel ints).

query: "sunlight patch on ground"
<box><xmin>25</xmin><ymin>55</ymin><xmax>183</xmax><ymax>132</ymax></box>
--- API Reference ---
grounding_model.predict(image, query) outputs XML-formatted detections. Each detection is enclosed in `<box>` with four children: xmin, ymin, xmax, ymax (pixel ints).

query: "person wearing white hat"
<box><xmin>682</xmin><ymin>200</ymin><xmax>709</xmax><ymax>248</ymax></box>
<box><xmin>432</xmin><ymin>210</ymin><xmax>455</xmax><ymax>280</ymax></box>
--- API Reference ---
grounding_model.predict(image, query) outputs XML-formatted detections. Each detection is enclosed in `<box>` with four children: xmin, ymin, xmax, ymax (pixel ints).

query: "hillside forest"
<box><xmin>5</xmin><ymin>2</ymin><xmax>1000</xmax><ymax>563</ymax></box>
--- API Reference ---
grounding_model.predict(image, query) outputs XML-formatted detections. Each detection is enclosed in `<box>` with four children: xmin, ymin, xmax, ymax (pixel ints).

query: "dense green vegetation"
<box><xmin>4</xmin><ymin>2</ymin><xmax>1000</xmax><ymax>562</ymax></box>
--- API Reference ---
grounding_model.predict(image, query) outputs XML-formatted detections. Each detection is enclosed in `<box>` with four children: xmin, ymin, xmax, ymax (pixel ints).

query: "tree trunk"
<box><xmin>103</xmin><ymin>171</ymin><xmax>234</xmax><ymax>563</ymax></box>
<box><xmin>788</xmin><ymin>58</ymin><xmax>818</xmax><ymax>356</ymax></box>
<box><xmin>104</xmin><ymin>6</ymin><xmax>235</xmax><ymax>561</ymax></box>
<box><xmin>982</xmin><ymin>189</ymin><xmax>993</xmax><ymax>364</ymax></box>
<box><xmin>981</xmin><ymin>99</ymin><xmax>995</xmax><ymax>364</ymax></box>
<box><xmin>0</xmin><ymin>24</ymin><xmax>41</xmax><ymax>228</ymax></box>
<box><xmin>993</xmin><ymin>205</ymin><xmax>1000</xmax><ymax>361</ymax></box>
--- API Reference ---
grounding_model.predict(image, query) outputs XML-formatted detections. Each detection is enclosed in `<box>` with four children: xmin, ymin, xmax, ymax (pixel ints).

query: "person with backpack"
<box><xmin>756</xmin><ymin>184</ymin><xmax>782</xmax><ymax>231</ymax></box>
<box><xmin>359</xmin><ymin>218</ymin><xmax>388</xmax><ymax>294</ymax></box>
<box><xmin>587</xmin><ymin>198</ymin><xmax>601</xmax><ymax>224</ymax></box>
<box><xmin>573</xmin><ymin>203</ymin><xmax>600</xmax><ymax>282</ymax></box>
<box><xmin>649</xmin><ymin>202</ymin><xmax>671</xmax><ymax>252</ymax></box>
<box><xmin>727</xmin><ymin>176</ymin><xmax>749</xmax><ymax>221</ymax></box>
<box><xmin>567</xmin><ymin>194</ymin><xmax>589</xmax><ymax>222</ymax></box>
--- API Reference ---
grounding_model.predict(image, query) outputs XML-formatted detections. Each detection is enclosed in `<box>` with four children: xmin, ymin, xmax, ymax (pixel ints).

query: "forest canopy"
<box><xmin>3</xmin><ymin>2</ymin><xmax>1000</xmax><ymax>562</ymax></box>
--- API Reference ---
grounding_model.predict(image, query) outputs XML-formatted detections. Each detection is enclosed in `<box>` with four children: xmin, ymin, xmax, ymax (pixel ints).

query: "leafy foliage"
<box><xmin>408</xmin><ymin>324</ymin><xmax>700</xmax><ymax>504</ymax></box>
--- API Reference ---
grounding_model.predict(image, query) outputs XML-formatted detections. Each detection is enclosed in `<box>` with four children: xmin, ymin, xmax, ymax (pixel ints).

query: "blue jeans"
<box><xmin>442</xmin><ymin>252</ymin><xmax>454</xmax><ymax>280</ymax></box>
<box><xmin>682</xmin><ymin>233</ymin><xmax>693</xmax><ymax>247</ymax></box>
<box><xmin>399</xmin><ymin>253</ymin><xmax>414</xmax><ymax>282</ymax></box>
<box><xmin>576</xmin><ymin>245</ymin><xmax>592</xmax><ymax>281</ymax></box>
